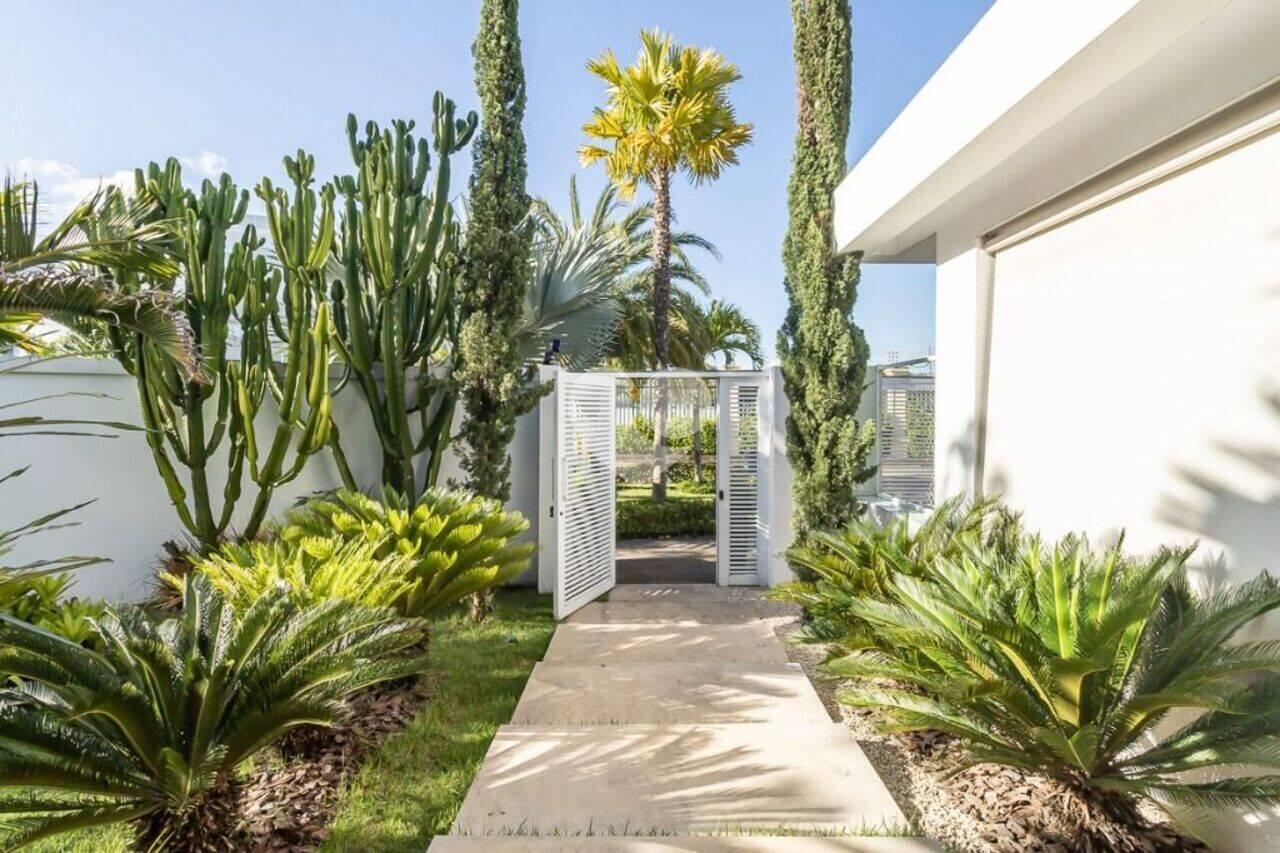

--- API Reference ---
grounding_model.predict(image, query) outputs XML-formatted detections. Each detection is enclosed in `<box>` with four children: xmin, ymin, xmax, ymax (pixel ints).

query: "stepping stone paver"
<box><xmin>545</xmin><ymin>622</ymin><xmax>789</xmax><ymax>665</ymax></box>
<box><xmin>438</xmin><ymin>584</ymin><xmax>935</xmax><ymax>850</ymax></box>
<box><xmin>431</xmin><ymin>838</ymin><xmax>940</xmax><ymax>851</ymax></box>
<box><xmin>451</xmin><ymin>721</ymin><xmax>908</xmax><ymax>836</ymax></box>
<box><xmin>512</xmin><ymin>662</ymin><xmax>832</xmax><ymax>725</ymax></box>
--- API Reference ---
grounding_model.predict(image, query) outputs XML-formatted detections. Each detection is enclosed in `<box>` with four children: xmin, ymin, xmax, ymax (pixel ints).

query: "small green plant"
<box><xmin>827</xmin><ymin>530</ymin><xmax>1280</xmax><ymax>848</ymax></box>
<box><xmin>772</xmin><ymin>496</ymin><xmax>1021</xmax><ymax>642</ymax></box>
<box><xmin>280</xmin><ymin>488</ymin><xmax>535</xmax><ymax>617</ymax></box>
<box><xmin>0</xmin><ymin>576</ymin><xmax>428</xmax><ymax>850</ymax></box>
<box><xmin>179</xmin><ymin>538</ymin><xmax>414</xmax><ymax>612</ymax></box>
<box><xmin>0</xmin><ymin>571</ymin><xmax>103</xmax><ymax>645</ymax></box>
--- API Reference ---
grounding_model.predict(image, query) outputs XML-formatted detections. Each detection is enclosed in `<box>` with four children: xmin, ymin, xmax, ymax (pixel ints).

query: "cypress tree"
<box><xmin>778</xmin><ymin>0</ymin><xmax>875</xmax><ymax>539</ymax></box>
<box><xmin>457</xmin><ymin>0</ymin><xmax>541</xmax><ymax>504</ymax></box>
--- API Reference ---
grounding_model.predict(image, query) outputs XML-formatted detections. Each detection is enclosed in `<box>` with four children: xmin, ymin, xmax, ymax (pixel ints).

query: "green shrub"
<box><xmin>819</xmin><ymin>524</ymin><xmax>1280</xmax><ymax>848</ymax></box>
<box><xmin>279</xmin><ymin>488</ymin><xmax>535</xmax><ymax>616</ymax></box>
<box><xmin>616</xmin><ymin>494</ymin><xmax>714</xmax><ymax>539</ymax></box>
<box><xmin>0</xmin><ymin>572</ymin><xmax>103</xmax><ymax>645</ymax></box>
<box><xmin>0</xmin><ymin>576</ymin><xmax>428</xmax><ymax>850</ymax></box>
<box><xmin>184</xmin><ymin>538</ymin><xmax>415</xmax><ymax>612</ymax></box>
<box><xmin>616</xmin><ymin>416</ymin><xmax>716</xmax><ymax>454</ymax></box>
<box><xmin>773</xmin><ymin>496</ymin><xmax>1021</xmax><ymax>642</ymax></box>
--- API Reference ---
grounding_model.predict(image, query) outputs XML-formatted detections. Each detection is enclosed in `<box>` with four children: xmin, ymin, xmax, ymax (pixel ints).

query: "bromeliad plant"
<box><xmin>0</xmin><ymin>576</ymin><xmax>429</xmax><ymax>851</ymax></box>
<box><xmin>280</xmin><ymin>488</ymin><xmax>534</xmax><ymax>618</ymax></box>
<box><xmin>830</xmin><ymin>532</ymin><xmax>1280</xmax><ymax>849</ymax></box>
<box><xmin>328</xmin><ymin>94</ymin><xmax>477</xmax><ymax>499</ymax></box>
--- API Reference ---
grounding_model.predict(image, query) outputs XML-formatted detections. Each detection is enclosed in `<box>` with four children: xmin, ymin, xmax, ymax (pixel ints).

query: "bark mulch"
<box><xmin>238</xmin><ymin>679</ymin><xmax>432</xmax><ymax>852</ymax></box>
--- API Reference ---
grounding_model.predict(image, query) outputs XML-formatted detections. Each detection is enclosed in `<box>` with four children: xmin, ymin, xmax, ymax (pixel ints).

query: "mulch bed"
<box><xmin>238</xmin><ymin>679</ymin><xmax>432</xmax><ymax>851</ymax></box>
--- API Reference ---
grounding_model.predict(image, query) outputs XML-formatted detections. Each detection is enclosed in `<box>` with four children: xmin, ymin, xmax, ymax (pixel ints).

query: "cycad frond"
<box><xmin>0</xmin><ymin>577</ymin><xmax>425</xmax><ymax>848</ymax></box>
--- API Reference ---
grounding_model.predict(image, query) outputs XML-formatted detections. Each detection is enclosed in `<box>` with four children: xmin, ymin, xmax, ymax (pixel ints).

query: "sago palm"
<box><xmin>0</xmin><ymin>576</ymin><xmax>429</xmax><ymax>850</ymax></box>
<box><xmin>581</xmin><ymin>27</ymin><xmax>751</xmax><ymax>499</ymax></box>
<box><xmin>279</xmin><ymin>488</ymin><xmax>535</xmax><ymax>619</ymax></box>
<box><xmin>176</xmin><ymin>538</ymin><xmax>416</xmax><ymax>612</ymax></box>
<box><xmin>832</xmin><ymin>534</ymin><xmax>1280</xmax><ymax>849</ymax></box>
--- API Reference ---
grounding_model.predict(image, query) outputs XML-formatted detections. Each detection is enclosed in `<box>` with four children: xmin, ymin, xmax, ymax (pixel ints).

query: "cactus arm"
<box><xmin>133</xmin><ymin>339</ymin><xmax>199</xmax><ymax>536</ymax></box>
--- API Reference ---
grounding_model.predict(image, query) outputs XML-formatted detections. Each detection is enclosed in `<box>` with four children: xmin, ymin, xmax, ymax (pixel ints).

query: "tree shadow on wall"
<box><xmin>1156</xmin><ymin>387</ymin><xmax>1280</xmax><ymax>584</ymax></box>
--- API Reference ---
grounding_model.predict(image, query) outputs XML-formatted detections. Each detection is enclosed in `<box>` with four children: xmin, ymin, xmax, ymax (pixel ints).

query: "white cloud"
<box><xmin>179</xmin><ymin>150</ymin><xmax>228</xmax><ymax>179</ymax></box>
<box><xmin>2</xmin><ymin>152</ymin><xmax>230</xmax><ymax>230</ymax></box>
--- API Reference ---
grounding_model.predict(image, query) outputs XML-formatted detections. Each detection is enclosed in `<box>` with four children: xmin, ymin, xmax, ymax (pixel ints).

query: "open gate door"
<box><xmin>717</xmin><ymin>376</ymin><xmax>763</xmax><ymax>586</ymax></box>
<box><xmin>553</xmin><ymin>371</ymin><xmax>617</xmax><ymax>619</ymax></box>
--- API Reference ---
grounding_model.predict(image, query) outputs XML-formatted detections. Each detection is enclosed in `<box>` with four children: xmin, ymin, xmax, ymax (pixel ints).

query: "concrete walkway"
<box><xmin>433</xmin><ymin>585</ymin><xmax>938</xmax><ymax>852</ymax></box>
<box><xmin>616</xmin><ymin>536</ymin><xmax>716</xmax><ymax>584</ymax></box>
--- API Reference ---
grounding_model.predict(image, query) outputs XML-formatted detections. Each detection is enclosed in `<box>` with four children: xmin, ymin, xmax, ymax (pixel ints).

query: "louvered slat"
<box><xmin>719</xmin><ymin>381</ymin><xmax>760</xmax><ymax>585</ymax></box>
<box><xmin>877</xmin><ymin>375</ymin><xmax>934</xmax><ymax>504</ymax></box>
<box><xmin>555</xmin><ymin>374</ymin><xmax>616</xmax><ymax>618</ymax></box>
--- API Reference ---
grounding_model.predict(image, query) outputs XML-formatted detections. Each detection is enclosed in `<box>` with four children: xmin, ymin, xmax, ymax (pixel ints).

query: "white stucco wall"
<box><xmin>933</xmin><ymin>248</ymin><xmax>983</xmax><ymax>501</ymax></box>
<box><xmin>933</xmin><ymin>116</ymin><xmax>1280</xmax><ymax>853</ymax></box>
<box><xmin>979</xmin><ymin>130</ymin><xmax>1280</xmax><ymax>577</ymax></box>
<box><xmin>0</xmin><ymin>359</ymin><xmax>542</xmax><ymax>601</ymax></box>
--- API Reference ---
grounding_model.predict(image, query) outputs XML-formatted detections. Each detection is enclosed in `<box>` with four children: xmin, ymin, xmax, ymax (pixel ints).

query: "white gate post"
<box><xmin>537</xmin><ymin>365</ymin><xmax>558</xmax><ymax>594</ymax></box>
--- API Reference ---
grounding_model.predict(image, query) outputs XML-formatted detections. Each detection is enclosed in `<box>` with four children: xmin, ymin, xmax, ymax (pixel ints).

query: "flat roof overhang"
<box><xmin>835</xmin><ymin>0</ymin><xmax>1280</xmax><ymax>264</ymax></box>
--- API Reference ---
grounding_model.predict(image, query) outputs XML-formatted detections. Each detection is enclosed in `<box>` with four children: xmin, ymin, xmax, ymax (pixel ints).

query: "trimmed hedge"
<box><xmin>616</xmin><ymin>494</ymin><xmax>715</xmax><ymax>539</ymax></box>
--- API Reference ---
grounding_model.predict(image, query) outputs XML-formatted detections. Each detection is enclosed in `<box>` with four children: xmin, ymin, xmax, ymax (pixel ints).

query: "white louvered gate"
<box><xmin>553</xmin><ymin>371</ymin><xmax>617</xmax><ymax>619</ymax></box>
<box><xmin>716</xmin><ymin>377</ymin><xmax>762</xmax><ymax>586</ymax></box>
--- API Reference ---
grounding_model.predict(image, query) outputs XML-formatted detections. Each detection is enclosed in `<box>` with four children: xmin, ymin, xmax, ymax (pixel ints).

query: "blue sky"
<box><xmin>1</xmin><ymin>0</ymin><xmax>993</xmax><ymax>363</ymax></box>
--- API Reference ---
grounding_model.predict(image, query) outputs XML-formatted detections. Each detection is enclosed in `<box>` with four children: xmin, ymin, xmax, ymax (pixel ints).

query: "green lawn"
<box><xmin>19</xmin><ymin>589</ymin><xmax>555</xmax><ymax>853</ymax></box>
<box><xmin>323</xmin><ymin>588</ymin><xmax>554</xmax><ymax>850</ymax></box>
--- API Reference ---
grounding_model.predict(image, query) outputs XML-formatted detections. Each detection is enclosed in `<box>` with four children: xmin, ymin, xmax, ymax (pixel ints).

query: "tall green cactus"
<box><xmin>255</xmin><ymin>151</ymin><xmax>357</xmax><ymax>497</ymax></box>
<box><xmin>97</xmin><ymin>159</ymin><xmax>333</xmax><ymax>549</ymax></box>
<box><xmin>328</xmin><ymin>93</ymin><xmax>477</xmax><ymax>499</ymax></box>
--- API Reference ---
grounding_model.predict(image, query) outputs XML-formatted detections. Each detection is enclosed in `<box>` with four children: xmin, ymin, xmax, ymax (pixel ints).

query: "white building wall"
<box><xmin>933</xmin><ymin>248</ymin><xmax>983</xmax><ymax>500</ymax></box>
<box><xmin>927</xmin><ymin>124</ymin><xmax>1280</xmax><ymax>853</ymax></box>
<box><xmin>980</xmin><ymin>130</ymin><xmax>1280</xmax><ymax>587</ymax></box>
<box><xmin>0</xmin><ymin>359</ymin><xmax>542</xmax><ymax>601</ymax></box>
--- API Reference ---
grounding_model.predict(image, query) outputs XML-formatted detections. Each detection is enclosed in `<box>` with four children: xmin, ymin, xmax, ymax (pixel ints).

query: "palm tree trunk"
<box><xmin>650</xmin><ymin>167</ymin><xmax>673</xmax><ymax>501</ymax></box>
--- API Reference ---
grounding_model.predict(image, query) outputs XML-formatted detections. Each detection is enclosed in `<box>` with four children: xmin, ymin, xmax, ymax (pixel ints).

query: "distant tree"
<box><xmin>778</xmin><ymin>0</ymin><xmax>876</xmax><ymax>538</ymax></box>
<box><xmin>457</xmin><ymin>0</ymin><xmax>543</xmax><ymax>506</ymax></box>
<box><xmin>580</xmin><ymin>28</ymin><xmax>752</xmax><ymax>500</ymax></box>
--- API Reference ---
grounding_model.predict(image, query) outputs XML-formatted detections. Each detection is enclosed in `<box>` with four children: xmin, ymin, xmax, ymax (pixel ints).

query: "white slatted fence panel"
<box><xmin>719</xmin><ymin>381</ymin><xmax>760</xmax><ymax>585</ymax></box>
<box><xmin>555</xmin><ymin>374</ymin><xmax>616</xmax><ymax>618</ymax></box>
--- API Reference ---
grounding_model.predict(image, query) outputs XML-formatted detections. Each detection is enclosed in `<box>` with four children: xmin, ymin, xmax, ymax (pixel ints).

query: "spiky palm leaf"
<box><xmin>279</xmin><ymin>488</ymin><xmax>535</xmax><ymax>617</ymax></box>
<box><xmin>527</xmin><ymin>176</ymin><xmax>720</xmax><ymax>371</ymax></box>
<box><xmin>176</xmin><ymin>538</ymin><xmax>415</xmax><ymax>612</ymax></box>
<box><xmin>517</xmin><ymin>221</ymin><xmax>626</xmax><ymax>370</ymax></box>
<box><xmin>773</xmin><ymin>496</ymin><xmax>1021</xmax><ymax>646</ymax></box>
<box><xmin>823</xmin><ymin>526</ymin><xmax>1280</xmax><ymax>845</ymax></box>
<box><xmin>0</xmin><ymin>575</ymin><xmax>428</xmax><ymax>849</ymax></box>
<box><xmin>0</xmin><ymin>179</ymin><xmax>195</xmax><ymax>378</ymax></box>
<box><xmin>579</xmin><ymin>30</ymin><xmax>754</xmax><ymax>196</ymax></box>
<box><xmin>0</xmin><ymin>269</ymin><xmax>195</xmax><ymax>376</ymax></box>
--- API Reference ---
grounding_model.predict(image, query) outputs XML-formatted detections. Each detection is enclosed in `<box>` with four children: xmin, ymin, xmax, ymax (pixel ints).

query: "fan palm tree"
<box><xmin>526</xmin><ymin>176</ymin><xmax>719</xmax><ymax>372</ymax></box>
<box><xmin>0</xmin><ymin>179</ymin><xmax>195</xmax><ymax>376</ymax></box>
<box><xmin>581</xmin><ymin>28</ymin><xmax>752</xmax><ymax>499</ymax></box>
